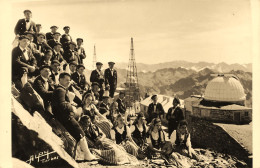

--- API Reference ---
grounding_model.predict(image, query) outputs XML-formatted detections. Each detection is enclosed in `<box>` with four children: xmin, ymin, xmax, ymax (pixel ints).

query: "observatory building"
<box><xmin>184</xmin><ymin>74</ymin><xmax>252</xmax><ymax>124</ymax></box>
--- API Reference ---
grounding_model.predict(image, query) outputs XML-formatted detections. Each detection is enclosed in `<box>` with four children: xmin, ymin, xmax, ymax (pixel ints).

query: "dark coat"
<box><xmin>14</xmin><ymin>19</ymin><xmax>36</xmax><ymax>35</ymax></box>
<box><xmin>12</xmin><ymin>46</ymin><xmax>37</xmax><ymax>80</ymax></box>
<box><xmin>71</xmin><ymin>72</ymin><xmax>87</xmax><ymax>91</ymax></box>
<box><xmin>33</xmin><ymin>75</ymin><xmax>54</xmax><ymax>105</ymax></box>
<box><xmin>75</xmin><ymin>46</ymin><xmax>86</xmax><ymax>64</ymax></box>
<box><xmin>104</xmin><ymin>68</ymin><xmax>117</xmax><ymax>89</ymax></box>
<box><xmin>47</xmin><ymin>39</ymin><xmax>60</xmax><ymax>49</ymax></box>
<box><xmin>51</xmin><ymin>50</ymin><xmax>64</xmax><ymax>63</ymax></box>
<box><xmin>99</xmin><ymin>102</ymin><xmax>109</xmax><ymax>116</ymax></box>
<box><xmin>116</xmin><ymin>98</ymin><xmax>126</xmax><ymax>114</ymax></box>
<box><xmin>90</xmin><ymin>69</ymin><xmax>105</xmax><ymax>89</ymax></box>
<box><xmin>60</xmin><ymin>34</ymin><xmax>72</xmax><ymax>50</ymax></box>
<box><xmin>166</xmin><ymin>106</ymin><xmax>184</xmax><ymax>129</ymax></box>
<box><xmin>147</xmin><ymin>102</ymin><xmax>165</xmax><ymax>123</ymax></box>
<box><xmin>37</xmin><ymin>57</ymin><xmax>52</xmax><ymax>67</ymax></box>
<box><xmin>34</xmin><ymin>41</ymin><xmax>52</xmax><ymax>62</ymax></box>
<box><xmin>46</xmin><ymin>32</ymin><xmax>54</xmax><ymax>41</ymax></box>
<box><xmin>63</xmin><ymin>49</ymin><xmax>80</xmax><ymax>64</ymax></box>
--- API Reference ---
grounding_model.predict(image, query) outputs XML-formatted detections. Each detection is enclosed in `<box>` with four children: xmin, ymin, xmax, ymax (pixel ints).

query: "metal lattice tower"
<box><xmin>92</xmin><ymin>45</ymin><xmax>97</xmax><ymax>70</ymax></box>
<box><xmin>125</xmin><ymin>37</ymin><xmax>140</xmax><ymax>108</ymax></box>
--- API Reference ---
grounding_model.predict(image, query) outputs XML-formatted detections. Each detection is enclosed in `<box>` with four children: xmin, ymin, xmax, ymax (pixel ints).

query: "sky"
<box><xmin>10</xmin><ymin>0</ymin><xmax>253</xmax><ymax>68</ymax></box>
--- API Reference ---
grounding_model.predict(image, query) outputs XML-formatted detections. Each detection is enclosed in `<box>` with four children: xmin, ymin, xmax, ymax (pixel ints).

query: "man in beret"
<box><xmin>71</xmin><ymin>64</ymin><xmax>89</xmax><ymax>93</ymax></box>
<box><xmin>52</xmin><ymin>42</ymin><xmax>65</xmax><ymax>63</ymax></box>
<box><xmin>14</xmin><ymin>10</ymin><xmax>36</xmax><ymax>36</ymax></box>
<box><xmin>116</xmin><ymin>91</ymin><xmax>126</xmax><ymax>115</ymax></box>
<box><xmin>33</xmin><ymin>65</ymin><xmax>54</xmax><ymax>112</ymax></box>
<box><xmin>63</xmin><ymin>41</ymin><xmax>80</xmax><ymax>64</ymax></box>
<box><xmin>60</xmin><ymin>26</ymin><xmax>72</xmax><ymax>50</ymax></box>
<box><xmin>46</xmin><ymin>26</ymin><xmax>58</xmax><ymax>41</ymax></box>
<box><xmin>90</xmin><ymin>62</ymin><xmax>105</xmax><ymax>101</ymax></box>
<box><xmin>48</xmin><ymin>32</ymin><xmax>61</xmax><ymax>49</ymax></box>
<box><xmin>12</xmin><ymin>35</ymin><xmax>37</xmax><ymax>83</ymax></box>
<box><xmin>104</xmin><ymin>62</ymin><xmax>117</xmax><ymax>98</ymax></box>
<box><xmin>50</xmin><ymin>60</ymin><xmax>61</xmax><ymax>85</ymax></box>
<box><xmin>75</xmin><ymin>38</ymin><xmax>86</xmax><ymax>64</ymax></box>
<box><xmin>34</xmin><ymin>33</ymin><xmax>52</xmax><ymax>63</ymax></box>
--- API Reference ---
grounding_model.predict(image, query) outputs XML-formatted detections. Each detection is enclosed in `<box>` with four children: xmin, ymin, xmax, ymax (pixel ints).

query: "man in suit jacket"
<box><xmin>116</xmin><ymin>91</ymin><xmax>126</xmax><ymax>115</ymax></box>
<box><xmin>33</xmin><ymin>65</ymin><xmax>54</xmax><ymax>112</ymax></box>
<box><xmin>12</xmin><ymin>35</ymin><xmax>37</xmax><ymax>82</ymax></box>
<box><xmin>147</xmin><ymin>95</ymin><xmax>165</xmax><ymax>124</ymax></box>
<box><xmin>14</xmin><ymin>10</ymin><xmax>36</xmax><ymax>36</ymax></box>
<box><xmin>50</xmin><ymin>60</ymin><xmax>61</xmax><ymax>85</ymax></box>
<box><xmin>71</xmin><ymin>64</ymin><xmax>89</xmax><ymax>93</ymax></box>
<box><xmin>75</xmin><ymin>38</ymin><xmax>86</xmax><ymax>64</ymax></box>
<box><xmin>46</xmin><ymin>25</ymin><xmax>58</xmax><ymax>41</ymax></box>
<box><xmin>34</xmin><ymin>33</ymin><xmax>52</xmax><ymax>63</ymax></box>
<box><xmin>104</xmin><ymin>62</ymin><xmax>117</xmax><ymax>98</ymax></box>
<box><xmin>25</xmin><ymin>31</ymin><xmax>37</xmax><ymax>54</ymax></box>
<box><xmin>90</xmin><ymin>62</ymin><xmax>105</xmax><ymax>100</ymax></box>
<box><xmin>51</xmin><ymin>72</ymin><xmax>97</xmax><ymax>161</ymax></box>
<box><xmin>60</xmin><ymin>26</ymin><xmax>72</xmax><ymax>51</ymax></box>
<box><xmin>63</xmin><ymin>41</ymin><xmax>80</xmax><ymax>64</ymax></box>
<box><xmin>37</xmin><ymin>50</ymin><xmax>53</xmax><ymax>67</ymax></box>
<box><xmin>48</xmin><ymin>32</ymin><xmax>61</xmax><ymax>49</ymax></box>
<box><xmin>52</xmin><ymin>42</ymin><xmax>64</xmax><ymax>63</ymax></box>
<box><xmin>99</xmin><ymin>95</ymin><xmax>110</xmax><ymax>116</ymax></box>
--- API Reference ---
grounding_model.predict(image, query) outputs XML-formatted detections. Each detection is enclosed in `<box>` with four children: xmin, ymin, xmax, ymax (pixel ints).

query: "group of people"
<box><xmin>12</xmin><ymin>9</ymin><xmax>201</xmax><ymax>166</ymax></box>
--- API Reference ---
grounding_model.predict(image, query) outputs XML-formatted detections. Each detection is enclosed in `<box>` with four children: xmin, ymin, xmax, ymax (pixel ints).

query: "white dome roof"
<box><xmin>204</xmin><ymin>75</ymin><xmax>246</xmax><ymax>102</ymax></box>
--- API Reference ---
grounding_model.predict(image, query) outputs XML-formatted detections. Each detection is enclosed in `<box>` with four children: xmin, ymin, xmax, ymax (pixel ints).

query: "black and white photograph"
<box><xmin>0</xmin><ymin>0</ymin><xmax>259</xmax><ymax>167</ymax></box>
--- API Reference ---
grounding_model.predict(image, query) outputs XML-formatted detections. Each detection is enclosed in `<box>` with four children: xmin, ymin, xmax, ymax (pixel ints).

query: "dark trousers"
<box><xmin>109</xmin><ymin>86</ymin><xmax>116</xmax><ymax>98</ymax></box>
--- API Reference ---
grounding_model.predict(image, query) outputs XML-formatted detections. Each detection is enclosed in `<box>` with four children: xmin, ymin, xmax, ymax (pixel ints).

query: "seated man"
<box><xmin>33</xmin><ymin>65</ymin><xmax>54</xmax><ymax>112</ymax></box>
<box><xmin>86</xmin><ymin>82</ymin><xmax>100</xmax><ymax>105</ymax></box>
<box><xmin>63</xmin><ymin>41</ymin><xmax>80</xmax><ymax>64</ymax></box>
<box><xmin>34</xmin><ymin>32</ymin><xmax>52</xmax><ymax>63</ymax></box>
<box><xmin>50</xmin><ymin>60</ymin><xmax>61</xmax><ymax>85</ymax></box>
<box><xmin>48</xmin><ymin>32</ymin><xmax>61</xmax><ymax>49</ymax></box>
<box><xmin>37</xmin><ymin>49</ymin><xmax>53</xmax><ymax>67</ymax></box>
<box><xmin>13</xmin><ymin>67</ymin><xmax>28</xmax><ymax>91</ymax></box>
<box><xmin>51</xmin><ymin>72</ymin><xmax>96</xmax><ymax>161</ymax></box>
<box><xmin>46</xmin><ymin>25</ymin><xmax>58</xmax><ymax>41</ymax></box>
<box><xmin>116</xmin><ymin>91</ymin><xmax>126</xmax><ymax>115</ymax></box>
<box><xmin>52</xmin><ymin>42</ymin><xmax>65</xmax><ymax>63</ymax></box>
<box><xmin>14</xmin><ymin>9</ymin><xmax>36</xmax><ymax>36</ymax></box>
<box><xmin>12</xmin><ymin>35</ymin><xmax>36</xmax><ymax>83</ymax></box>
<box><xmin>71</xmin><ymin>64</ymin><xmax>89</xmax><ymax>93</ymax></box>
<box><xmin>99</xmin><ymin>94</ymin><xmax>110</xmax><ymax>117</ymax></box>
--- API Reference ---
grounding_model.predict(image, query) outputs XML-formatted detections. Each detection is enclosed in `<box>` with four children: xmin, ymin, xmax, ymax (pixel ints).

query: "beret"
<box><xmin>76</xmin><ymin>38</ymin><xmax>83</xmax><ymax>42</ymax></box>
<box><xmin>23</xmin><ymin>10</ymin><xmax>32</xmax><ymax>13</ymax></box>
<box><xmin>151</xmin><ymin>94</ymin><xmax>157</xmax><ymax>100</ymax></box>
<box><xmin>108</xmin><ymin>62</ymin><xmax>115</xmax><ymax>65</ymax></box>
<box><xmin>53</xmin><ymin>32</ymin><xmax>61</xmax><ymax>35</ymax></box>
<box><xmin>77</xmin><ymin>64</ymin><xmax>85</xmax><ymax>69</ymax></box>
<box><xmin>19</xmin><ymin>35</ymin><xmax>30</xmax><ymax>40</ymax></box>
<box><xmin>69</xmin><ymin>61</ymin><xmax>77</xmax><ymax>66</ymax></box>
<box><xmin>63</xmin><ymin>26</ymin><xmax>70</xmax><ymax>30</ymax></box>
<box><xmin>50</xmin><ymin>25</ymin><xmax>58</xmax><ymax>29</ymax></box>
<box><xmin>39</xmin><ymin>65</ymin><xmax>51</xmax><ymax>71</ymax></box>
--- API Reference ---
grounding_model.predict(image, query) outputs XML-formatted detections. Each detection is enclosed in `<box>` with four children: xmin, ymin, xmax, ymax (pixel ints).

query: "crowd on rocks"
<box><xmin>12</xmin><ymin>9</ymin><xmax>204</xmax><ymax>167</ymax></box>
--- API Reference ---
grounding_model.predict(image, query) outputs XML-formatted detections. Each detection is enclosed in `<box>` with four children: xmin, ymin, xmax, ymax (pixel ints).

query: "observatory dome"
<box><xmin>204</xmin><ymin>75</ymin><xmax>246</xmax><ymax>102</ymax></box>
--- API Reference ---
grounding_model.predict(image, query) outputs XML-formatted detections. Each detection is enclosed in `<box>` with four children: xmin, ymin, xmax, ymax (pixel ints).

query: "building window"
<box><xmin>245</xmin><ymin>111</ymin><xmax>248</xmax><ymax>116</ymax></box>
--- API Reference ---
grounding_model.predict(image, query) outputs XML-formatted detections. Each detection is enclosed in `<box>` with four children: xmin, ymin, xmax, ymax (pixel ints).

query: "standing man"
<box><xmin>12</xmin><ymin>35</ymin><xmax>37</xmax><ymax>82</ymax></box>
<box><xmin>71</xmin><ymin>64</ymin><xmax>89</xmax><ymax>93</ymax></box>
<box><xmin>147</xmin><ymin>95</ymin><xmax>165</xmax><ymax>124</ymax></box>
<box><xmin>75</xmin><ymin>38</ymin><xmax>86</xmax><ymax>64</ymax></box>
<box><xmin>46</xmin><ymin>25</ymin><xmax>58</xmax><ymax>41</ymax></box>
<box><xmin>116</xmin><ymin>91</ymin><xmax>126</xmax><ymax>115</ymax></box>
<box><xmin>60</xmin><ymin>26</ymin><xmax>72</xmax><ymax>51</ymax></box>
<box><xmin>14</xmin><ymin>10</ymin><xmax>36</xmax><ymax>36</ymax></box>
<box><xmin>48</xmin><ymin>32</ymin><xmax>61</xmax><ymax>49</ymax></box>
<box><xmin>104</xmin><ymin>62</ymin><xmax>117</xmax><ymax>98</ymax></box>
<box><xmin>51</xmin><ymin>72</ymin><xmax>97</xmax><ymax>161</ymax></box>
<box><xmin>63</xmin><ymin>42</ymin><xmax>80</xmax><ymax>64</ymax></box>
<box><xmin>90</xmin><ymin>62</ymin><xmax>105</xmax><ymax>101</ymax></box>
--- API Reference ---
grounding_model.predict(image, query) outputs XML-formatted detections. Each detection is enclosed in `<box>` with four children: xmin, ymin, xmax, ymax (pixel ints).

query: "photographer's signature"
<box><xmin>26</xmin><ymin>150</ymin><xmax>59</xmax><ymax>164</ymax></box>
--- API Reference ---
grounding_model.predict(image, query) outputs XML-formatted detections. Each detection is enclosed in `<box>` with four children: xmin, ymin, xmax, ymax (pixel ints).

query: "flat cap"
<box><xmin>36</xmin><ymin>24</ymin><xmax>41</xmax><ymax>27</ymax></box>
<box><xmin>53</xmin><ymin>32</ymin><xmax>61</xmax><ymax>35</ymax></box>
<box><xmin>51</xmin><ymin>60</ymin><xmax>60</xmax><ymax>65</ymax></box>
<box><xmin>96</xmin><ymin>62</ymin><xmax>103</xmax><ymax>66</ymax></box>
<box><xmin>19</xmin><ymin>35</ymin><xmax>30</xmax><ymax>40</ymax></box>
<box><xmin>108</xmin><ymin>62</ymin><xmax>115</xmax><ymax>65</ymax></box>
<box><xmin>69</xmin><ymin>61</ymin><xmax>77</xmax><ymax>66</ymax></box>
<box><xmin>69</xmin><ymin>41</ymin><xmax>77</xmax><ymax>46</ymax></box>
<box><xmin>76</xmin><ymin>38</ymin><xmax>83</xmax><ymax>42</ymax></box>
<box><xmin>39</xmin><ymin>65</ymin><xmax>51</xmax><ymax>71</ymax></box>
<box><xmin>91</xmin><ymin>82</ymin><xmax>100</xmax><ymax>87</ymax></box>
<box><xmin>23</xmin><ymin>10</ymin><xmax>32</xmax><ymax>14</ymax></box>
<box><xmin>63</xmin><ymin>26</ymin><xmax>70</xmax><ymax>30</ymax></box>
<box><xmin>50</xmin><ymin>25</ymin><xmax>58</xmax><ymax>29</ymax></box>
<box><xmin>151</xmin><ymin>94</ymin><xmax>157</xmax><ymax>100</ymax></box>
<box><xmin>37</xmin><ymin>32</ymin><xmax>45</xmax><ymax>37</ymax></box>
<box><xmin>77</xmin><ymin>64</ymin><xmax>85</xmax><ymax>69</ymax></box>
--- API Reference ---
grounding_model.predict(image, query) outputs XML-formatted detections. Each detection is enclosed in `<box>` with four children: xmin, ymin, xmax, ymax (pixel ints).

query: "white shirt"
<box><xmin>25</xmin><ymin>18</ymin><xmax>31</xmax><ymax>31</ymax></box>
<box><xmin>41</xmin><ymin>75</ymin><xmax>49</xmax><ymax>90</ymax></box>
<box><xmin>170</xmin><ymin>130</ymin><xmax>191</xmax><ymax>148</ymax></box>
<box><xmin>19</xmin><ymin>46</ymin><xmax>29</xmax><ymax>61</ymax></box>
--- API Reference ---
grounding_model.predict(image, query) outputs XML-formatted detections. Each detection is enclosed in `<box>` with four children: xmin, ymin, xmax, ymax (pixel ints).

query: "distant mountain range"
<box><xmin>115</xmin><ymin>61</ymin><xmax>252</xmax><ymax>73</ymax></box>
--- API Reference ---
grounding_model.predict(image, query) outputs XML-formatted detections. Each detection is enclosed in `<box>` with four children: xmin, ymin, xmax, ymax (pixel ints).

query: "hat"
<box><xmin>39</xmin><ymin>65</ymin><xmax>51</xmax><ymax>71</ymax></box>
<box><xmin>63</xmin><ymin>26</ymin><xmax>70</xmax><ymax>30</ymax></box>
<box><xmin>23</xmin><ymin>10</ymin><xmax>32</xmax><ymax>14</ymax></box>
<box><xmin>36</xmin><ymin>24</ymin><xmax>41</xmax><ymax>27</ymax></box>
<box><xmin>51</xmin><ymin>60</ymin><xmax>60</xmax><ymax>65</ymax></box>
<box><xmin>91</xmin><ymin>82</ymin><xmax>100</xmax><ymax>87</ymax></box>
<box><xmin>76</xmin><ymin>38</ymin><xmax>83</xmax><ymax>42</ymax></box>
<box><xmin>108</xmin><ymin>62</ymin><xmax>115</xmax><ymax>65</ymax></box>
<box><xmin>151</xmin><ymin>94</ymin><xmax>157</xmax><ymax>100</ymax></box>
<box><xmin>69</xmin><ymin>61</ymin><xmax>77</xmax><ymax>66</ymax></box>
<box><xmin>54</xmin><ymin>42</ymin><xmax>62</xmax><ymax>47</ymax></box>
<box><xmin>37</xmin><ymin>32</ymin><xmax>45</xmax><ymax>37</ymax></box>
<box><xmin>69</xmin><ymin>41</ymin><xmax>77</xmax><ymax>46</ymax></box>
<box><xmin>50</xmin><ymin>25</ymin><xmax>58</xmax><ymax>29</ymax></box>
<box><xmin>96</xmin><ymin>62</ymin><xmax>103</xmax><ymax>66</ymax></box>
<box><xmin>77</xmin><ymin>64</ymin><xmax>85</xmax><ymax>69</ymax></box>
<box><xmin>19</xmin><ymin>35</ymin><xmax>30</xmax><ymax>40</ymax></box>
<box><xmin>24</xmin><ymin>31</ymin><xmax>35</xmax><ymax>35</ymax></box>
<box><xmin>173</xmin><ymin>97</ymin><xmax>180</xmax><ymax>104</ymax></box>
<box><xmin>53</xmin><ymin>32</ymin><xmax>61</xmax><ymax>36</ymax></box>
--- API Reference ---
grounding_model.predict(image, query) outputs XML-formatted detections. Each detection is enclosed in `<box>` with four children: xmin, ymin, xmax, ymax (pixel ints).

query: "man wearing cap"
<box><xmin>50</xmin><ymin>60</ymin><xmax>61</xmax><ymax>85</ymax></box>
<box><xmin>48</xmin><ymin>32</ymin><xmax>61</xmax><ymax>49</ymax></box>
<box><xmin>68</xmin><ymin>61</ymin><xmax>77</xmax><ymax>75</ymax></box>
<box><xmin>116</xmin><ymin>91</ymin><xmax>126</xmax><ymax>115</ymax></box>
<box><xmin>33</xmin><ymin>24</ymin><xmax>42</xmax><ymax>42</ymax></box>
<box><xmin>34</xmin><ymin>33</ymin><xmax>52</xmax><ymax>63</ymax></box>
<box><xmin>104</xmin><ymin>62</ymin><xmax>117</xmax><ymax>98</ymax></box>
<box><xmin>38</xmin><ymin>50</ymin><xmax>53</xmax><ymax>67</ymax></box>
<box><xmin>71</xmin><ymin>64</ymin><xmax>89</xmax><ymax>93</ymax></box>
<box><xmin>33</xmin><ymin>65</ymin><xmax>54</xmax><ymax>112</ymax></box>
<box><xmin>12</xmin><ymin>35</ymin><xmax>37</xmax><ymax>82</ymax></box>
<box><xmin>25</xmin><ymin>31</ymin><xmax>37</xmax><ymax>54</ymax></box>
<box><xmin>147</xmin><ymin>95</ymin><xmax>165</xmax><ymax>124</ymax></box>
<box><xmin>63</xmin><ymin>41</ymin><xmax>80</xmax><ymax>64</ymax></box>
<box><xmin>46</xmin><ymin>26</ymin><xmax>58</xmax><ymax>41</ymax></box>
<box><xmin>52</xmin><ymin>42</ymin><xmax>65</xmax><ymax>63</ymax></box>
<box><xmin>99</xmin><ymin>93</ymin><xmax>110</xmax><ymax>116</ymax></box>
<box><xmin>75</xmin><ymin>38</ymin><xmax>86</xmax><ymax>64</ymax></box>
<box><xmin>14</xmin><ymin>10</ymin><xmax>36</xmax><ymax>36</ymax></box>
<box><xmin>90</xmin><ymin>62</ymin><xmax>105</xmax><ymax>100</ymax></box>
<box><xmin>60</xmin><ymin>26</ymin><xmax>72</xmax><ymax>50</ymax></box>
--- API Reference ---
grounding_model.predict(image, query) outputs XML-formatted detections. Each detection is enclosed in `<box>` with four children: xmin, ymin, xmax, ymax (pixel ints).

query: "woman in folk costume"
<box><xmin>77</xmin><ymin>115</ymin><xmax>139</xmax><ymax>165</ymax></box>
<box><xmin>107</xmin><ymin>101</ymin><xmax>119</xmax><ymax>124</ymax></box>
<box><xmin>81</xmin><ymin>92</ymin><xmax>113</xmax><ymax>138</ymax></box>
<box><xmin>166</xmin><ymin>97</ymin><xmax>184</xmax><ymax>139</ymax></box>
<box><xmin>110</xmin><ymin>114</ymin><xmax>139</xmax><ymax>157</ymax></box>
